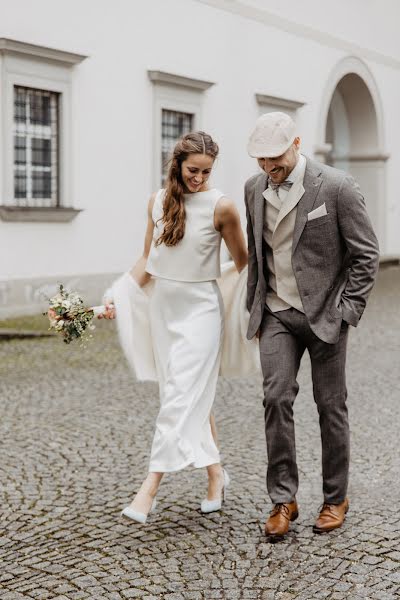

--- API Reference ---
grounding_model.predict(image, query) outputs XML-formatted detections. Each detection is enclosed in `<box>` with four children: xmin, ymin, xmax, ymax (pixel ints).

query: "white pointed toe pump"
<box><xmin>121</xmin><ymin>498</ymin><xmax>157</xmax><ymax>524</ymax></box>
<box><xmin>201</xmin><ymin>469</ymin><xmax>230</xmax><ymax>514</ymax></box>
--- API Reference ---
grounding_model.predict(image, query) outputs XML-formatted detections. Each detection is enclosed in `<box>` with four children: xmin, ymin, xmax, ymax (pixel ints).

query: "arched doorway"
<box><xmin>315</xmin><ymin>57</ymin><xmax>388</xmax><ymax>250</ymax></box>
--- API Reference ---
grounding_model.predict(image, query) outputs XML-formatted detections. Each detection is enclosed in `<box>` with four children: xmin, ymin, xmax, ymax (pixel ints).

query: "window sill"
<box><xmin>0</xmin><ymin>206</ymin><xmax>82</xmax><ymax>222</ymax></box>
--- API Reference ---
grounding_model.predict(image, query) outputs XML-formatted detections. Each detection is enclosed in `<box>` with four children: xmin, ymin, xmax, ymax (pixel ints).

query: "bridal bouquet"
<box><xmin>46</xmin><ymin>284</ymin><xmax>111</xmax><ymax>344</ymax></box>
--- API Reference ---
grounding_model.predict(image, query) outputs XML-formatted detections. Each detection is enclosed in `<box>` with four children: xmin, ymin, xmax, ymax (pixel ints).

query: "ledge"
<box><xmin>255</xmin><ymin>93</ymin><xmax>306</xmax><ymax>111</ymax></box>
<box><xmin>196</xmin><ymin>0</ymin><xmax>400</xmax><ymax>70</ymax></box>
<box><xmin>148</xmin><ymin>70</ymin><xmax>215</xmax><ymax>91</ymax></box>
<box><xmin>379</xmin><ymin>255</ymin><xmax>400</xmax><ymax>268</ymax></box>
<box><xmin>332</xmin><ymin>153</ymin><xmax>390</xmax><ymax>162</ymax></box>
<box><xmin>0</xmin><ymin>206</ymin><xmax>83</xmax><ymax>222</ymax></box>
<box><xmin>0</xmin><ymin>329</ymin><xmax>55</xmax><ymax>340</ymax></box>
<box><xmin>0</xmin><ymin>37</ymin><xmax>87</xmax><ymax>66</ymax></box>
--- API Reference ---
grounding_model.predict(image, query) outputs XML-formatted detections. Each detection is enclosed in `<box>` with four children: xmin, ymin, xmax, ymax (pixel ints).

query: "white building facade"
<box><xmin>0</xmin><ymin>0</ymin><xmax>399</xmax><ymax>317</ymax></box>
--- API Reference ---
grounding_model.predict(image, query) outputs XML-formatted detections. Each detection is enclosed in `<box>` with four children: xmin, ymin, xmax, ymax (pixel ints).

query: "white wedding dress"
<box><xmin>108</xmin><ymin>188</ymin><xmax>260</xmax><ymax>473</ymax></box>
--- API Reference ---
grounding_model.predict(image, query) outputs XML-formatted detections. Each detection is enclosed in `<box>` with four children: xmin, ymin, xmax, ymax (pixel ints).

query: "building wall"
<box><xmin>0</xmin><ymin>0</ymin><xmax>399</xmax><ymax>316</ymax></box>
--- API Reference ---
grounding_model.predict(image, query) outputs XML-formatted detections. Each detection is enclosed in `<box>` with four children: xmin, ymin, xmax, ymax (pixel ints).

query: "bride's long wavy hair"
<box><xmin>156</xmin><ymin>131</ymin><xmax>219</xmax><ymax>247</ymax></box>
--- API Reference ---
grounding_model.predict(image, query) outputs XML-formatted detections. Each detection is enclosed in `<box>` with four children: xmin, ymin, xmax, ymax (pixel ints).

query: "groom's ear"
<box><xmin>294</xmin><ymin>137</ymin><xmax>301</xmax><ymax>149</ymax></box>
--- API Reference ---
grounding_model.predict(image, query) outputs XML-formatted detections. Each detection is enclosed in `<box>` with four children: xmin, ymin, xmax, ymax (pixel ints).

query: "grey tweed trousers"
<box><xmin>259</xmin><ymin>307</ymin><xmax>350</xmax><ymax>505</ymax></box>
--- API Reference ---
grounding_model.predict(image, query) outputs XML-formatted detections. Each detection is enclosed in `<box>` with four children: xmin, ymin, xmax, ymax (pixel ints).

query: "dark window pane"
<box><xmin>14</xmin><ymin>88</ymin><xmax>27</xmax><ymax>123</ymax></box>
<box><xmin>14</xmin><ymin>171</ymin><xmax>27</xmax><ymax>199</ymax></box>
<box><xmin>14</xmin><ymin>136</ymin><xmax>27</xmax><ymax>165</ymax></box>
<box><xmin>30</xmin><ymin>91</ymin><xmax>51</xmax><ymax>125</ymax></box>
<box><xmin>13</xmin><ymin>87</ymin><xmax>59</xmax><ymax>206</ymax></box>
<box><xmin>32</xmin><ymin>171</ymin><xmax>52</xmax><ymax>199</ymax></box>
<box><xmin>162</xmin><ymin>109</ymin><xmax>192</xmax><ymax>140</ymax></box>
<box><xmin>161</xmin><ymin>109</ymin><xmax>193</xmax><ymax>184</ymax></box>
<box><xmin>31</xmin><ymin>138</ymin><xmax>51</xmax><ymax>167</ymax></box>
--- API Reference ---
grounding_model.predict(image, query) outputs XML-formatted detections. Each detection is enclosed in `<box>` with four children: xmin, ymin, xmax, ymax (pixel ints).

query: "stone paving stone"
<box><xmin>120</xmin><ymin>590</ymin><xmax>147</xmax><ymax>598</ymax></box>
<box><xmin>1</xmin><ymin>267</ymin><xmax>400</xmax><ymax>599</ymax></box>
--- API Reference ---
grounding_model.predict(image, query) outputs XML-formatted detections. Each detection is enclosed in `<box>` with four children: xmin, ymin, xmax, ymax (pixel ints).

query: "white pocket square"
<box><xmin>307</xmin><ymin>203</ymin><xmax>327</xmax><ymax>221</ymax></box>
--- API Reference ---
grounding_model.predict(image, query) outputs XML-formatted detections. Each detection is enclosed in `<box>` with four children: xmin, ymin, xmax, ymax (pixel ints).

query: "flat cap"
<box><xmin>247</xmin><ymin>111</ymin><xmax>296</xmax><ymax>158</ymax></box>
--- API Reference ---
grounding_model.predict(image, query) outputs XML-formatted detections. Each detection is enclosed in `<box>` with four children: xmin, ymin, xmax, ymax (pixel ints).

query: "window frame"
<box><xmin>0</xmin><ymin>38</ymin><xmax>87</xmax><ymax>222</ymax></box>
<box><xmin>148</xmin><ymin>71</ymin><xmax>215</xmax><ymax>191</ymax></box>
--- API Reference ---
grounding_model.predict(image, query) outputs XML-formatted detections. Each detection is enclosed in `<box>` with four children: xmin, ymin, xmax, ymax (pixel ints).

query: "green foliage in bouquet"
<box><xmin>46</xmin><ymin>284</ymin><xmax>95</xmax><ymax>344</ymax></box>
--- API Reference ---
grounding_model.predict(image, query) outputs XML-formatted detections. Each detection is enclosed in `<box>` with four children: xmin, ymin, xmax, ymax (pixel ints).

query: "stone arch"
<box><xmin>315</xmin><ymin>56</ymin><xmax>388</xmax><ymax>249</ymax></box>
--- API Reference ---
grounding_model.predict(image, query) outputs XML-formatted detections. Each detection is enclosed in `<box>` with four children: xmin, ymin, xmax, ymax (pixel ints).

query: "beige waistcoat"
<box><xmin>263</xmin><ymin>160</ymin><xmax>306</xmax><ymax>313</ymax></box>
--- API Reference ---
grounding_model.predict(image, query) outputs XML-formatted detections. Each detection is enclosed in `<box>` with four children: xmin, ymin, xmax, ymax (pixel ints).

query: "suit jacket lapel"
<box><xmin>273</xmin><ymin>179</ymin><xmax>305</xmax><ymax>235</ymax></box>
<box><xmin>263</xmin><ymin>186</ymin><xmax>281</xmax><ymax>211</ymax></box>
<box><xmin>254</xmin><ymin>173</ymin><xmax>268</xmax><ymax>258</ymax></box>
<box><xmin>292</xmin><ymin>159</ymin><xmax>323</xmax><ymax>255</ymax></box>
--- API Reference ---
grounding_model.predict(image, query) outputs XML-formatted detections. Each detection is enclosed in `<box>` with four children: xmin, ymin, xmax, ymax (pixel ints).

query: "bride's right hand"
<box><xmin>98</xmin><ymin>304</ymin><xmax>116</xmax><ymax>320</ymax></box>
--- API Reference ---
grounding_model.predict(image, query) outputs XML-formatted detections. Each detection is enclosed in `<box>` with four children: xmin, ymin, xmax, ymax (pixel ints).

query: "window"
<box><xmin>148</xmin><ymin>70</ymin><xmax>215</xmax><ymax>190</ymax></box>
<box><xmin>161</xmin><ymin>109</ymin><xmax>193</xmax><ymax>185</ymax></box>
<box><xmin>0</xmin><ymin>38</ymin><xmax>87</xmax><ymax>222</ymax></box>
<box><xmin>13</xmin><ymin>86</ymin><xmax>59</xmax><ymax>207</ymax></box>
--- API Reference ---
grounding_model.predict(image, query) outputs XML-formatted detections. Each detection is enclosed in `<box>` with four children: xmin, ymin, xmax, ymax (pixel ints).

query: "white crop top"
<box><xmin>146</xmin><ymin>188</ymin><xmax>224</xmax><ymax>282</ymax></box>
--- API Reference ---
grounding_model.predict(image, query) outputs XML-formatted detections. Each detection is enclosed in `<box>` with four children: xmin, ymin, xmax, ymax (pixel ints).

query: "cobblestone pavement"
<box><xmin>1</xmin><ymin>267</ymin><xmax>399</xmax><ymax>600</ymax></box>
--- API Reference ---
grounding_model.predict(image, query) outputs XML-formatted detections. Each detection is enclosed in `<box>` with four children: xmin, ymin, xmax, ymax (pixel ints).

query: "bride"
<box><xmin>102</xmin><ymin>131</ymin><xmax>251</xmax><ymax>523</ymax></box>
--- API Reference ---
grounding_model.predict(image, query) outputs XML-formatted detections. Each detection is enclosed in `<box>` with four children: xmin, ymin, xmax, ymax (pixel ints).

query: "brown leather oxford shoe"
<box><xmin>313</xmin><ymin>498</ymin><xmax>349</xmax><ymax>534</ymax></box>
<box><xmin>265</xmin><ymin>501</ymin><xmax>298</xmax><ymax>539</ymax></box>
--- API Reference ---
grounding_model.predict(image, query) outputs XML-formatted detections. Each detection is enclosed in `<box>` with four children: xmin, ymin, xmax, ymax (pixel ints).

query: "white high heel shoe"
<box><xmin>200</xmin><ymin>469</ymin><xmax>230</xmax><ymax>514</ymax></box>
<box><xmin>121</xmin><ymin>497</ymin><xmax>157</xmax><ymax>524</ymax></box>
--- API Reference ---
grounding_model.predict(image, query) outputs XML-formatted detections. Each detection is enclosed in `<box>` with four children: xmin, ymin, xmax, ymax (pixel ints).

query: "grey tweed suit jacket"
<box><xmin>245</xmin><ymin>157</ymin><xmax>380</xmax><ymax>344</ymax></box>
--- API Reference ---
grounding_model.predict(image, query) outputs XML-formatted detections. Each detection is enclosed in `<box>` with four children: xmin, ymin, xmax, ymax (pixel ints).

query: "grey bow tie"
<box><xmin>268</xmin><ymin>180</ymin><xmax>293</xmax><ymax>193</ymax></box>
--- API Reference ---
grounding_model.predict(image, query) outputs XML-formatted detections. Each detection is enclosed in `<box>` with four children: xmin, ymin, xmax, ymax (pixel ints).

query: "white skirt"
<box><xmin>148</xmin><ymin>278</ymin><xmax>223</xmax><ymax>472</ymax></box>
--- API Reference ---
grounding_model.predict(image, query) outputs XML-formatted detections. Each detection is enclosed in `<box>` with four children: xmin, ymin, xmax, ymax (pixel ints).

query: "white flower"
<box><xmin>54</xmin><ymin>320</ymin><xmax>65</xmax><ymax>331</ymax></box>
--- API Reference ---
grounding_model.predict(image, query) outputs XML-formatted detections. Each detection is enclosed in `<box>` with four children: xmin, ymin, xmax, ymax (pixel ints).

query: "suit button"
<box><xmin>296</xmin><ymin>266</ymin><xmax>302</xmax><ymax>273</ymax></box>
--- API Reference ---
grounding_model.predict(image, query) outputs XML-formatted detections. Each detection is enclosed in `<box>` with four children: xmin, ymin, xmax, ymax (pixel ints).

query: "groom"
<box><xmin>244</xmin><ymin>112</ymin><xmax>379</xmax><ymax>539</ymax></box>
